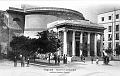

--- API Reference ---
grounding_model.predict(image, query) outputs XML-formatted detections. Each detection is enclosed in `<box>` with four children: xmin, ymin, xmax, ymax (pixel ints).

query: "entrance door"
<box><xmin>75</xmin><ymin>41</ymin><xmax>80</xmax><ymax>56</ymax></box>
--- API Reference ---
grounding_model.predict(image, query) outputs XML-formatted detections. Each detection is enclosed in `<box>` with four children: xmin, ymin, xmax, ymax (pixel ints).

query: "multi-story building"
<box><xmin>98</xmin><ymin>9</ymin><xmax>120</xmax><ymax>55</ymax></box>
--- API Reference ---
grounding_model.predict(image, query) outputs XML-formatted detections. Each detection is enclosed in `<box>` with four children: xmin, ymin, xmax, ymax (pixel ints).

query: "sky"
<box><xmin>1</xmin><ymin>0</ymin><xmax>120</xmax><ymax>23</ymax></box>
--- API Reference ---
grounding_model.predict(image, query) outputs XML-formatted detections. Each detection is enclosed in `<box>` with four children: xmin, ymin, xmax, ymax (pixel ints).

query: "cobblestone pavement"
<box><xmin>0</xmin><ymin>59</ymin><xmax>120</xmax><ymax>76</ymax></box>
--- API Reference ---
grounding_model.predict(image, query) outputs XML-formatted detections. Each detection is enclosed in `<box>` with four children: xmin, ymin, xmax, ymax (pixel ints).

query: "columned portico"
<box><xmin>87</xmin><ymin>33</ymin><xmax>90</xmax><ymax>56</ymax></box>
<box><xmin>72</xmin><ymin>31</ymin><xmax>75</xmax><ymax>56</ymax></box>
<box><xmin>80</xmin><ymin>32</ymin><xmax>83</xmax><ymax>56</ymax></box>
<box><xmin>94</xmin><ymin>34</ymin><xmax>97</xmax><ymax>56</ymax></box>
<box><xmin>48</xmin><ymin>20</ymin><xmax>105</xmax><ymax>58</ymax></box>
<box><xmin>100</xmin><ymin>34</ymin><xmax>104</xmax><ymax>56</ymax></box>
<box><xmin>63</xmin><ymin>29</ymin><xmax>67</xmax><ymax>55</ymax></box>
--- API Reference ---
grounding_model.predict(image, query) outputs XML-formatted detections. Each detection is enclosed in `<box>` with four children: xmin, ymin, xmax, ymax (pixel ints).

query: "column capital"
<box><xmin>72</xmin><ymin>30</ymin><xmax>76</xmax><ymax>32</ymax></box>
<box><xmin>62</xmin><ymin>28</ymin><xmax>68</xmax><ymax>32</ymax></box>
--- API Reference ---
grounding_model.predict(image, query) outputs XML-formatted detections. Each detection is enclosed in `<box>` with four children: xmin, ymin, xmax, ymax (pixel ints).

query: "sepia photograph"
<box><xmin>0</xmin><ymin>0</ymin><xmax>120</xmax><ymax>76</ymax></box>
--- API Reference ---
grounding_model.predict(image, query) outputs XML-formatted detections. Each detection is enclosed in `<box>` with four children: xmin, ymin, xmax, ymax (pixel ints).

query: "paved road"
<box><xmin>0</xmin><ymin>59</ymin><xmax>120</xmax><ymax>76</ymax></box>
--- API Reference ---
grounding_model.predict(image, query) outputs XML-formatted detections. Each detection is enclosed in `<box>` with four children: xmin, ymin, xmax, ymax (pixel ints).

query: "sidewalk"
<box><xmin>0</xmin><ymin>59</ymin><xmax>120</xmax><ymax>76</ymax></box>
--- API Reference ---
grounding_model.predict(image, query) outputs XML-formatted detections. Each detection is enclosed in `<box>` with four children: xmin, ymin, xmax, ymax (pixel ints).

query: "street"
<box><xmin>0</xmin><ymin>59</ymin><xmax>120</xmax><ymax>76</ymax></box>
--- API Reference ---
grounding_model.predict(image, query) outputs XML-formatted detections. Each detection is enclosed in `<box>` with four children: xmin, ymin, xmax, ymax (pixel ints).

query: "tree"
<box><xmin>10</xmin><ymin>36</ymin><xmax>39</xmax><ymax>56</ymax></box>
<box><xmin>36</xmin><ymin>30</ymin><xmax>61</xmax><ymax>54</ymax></box>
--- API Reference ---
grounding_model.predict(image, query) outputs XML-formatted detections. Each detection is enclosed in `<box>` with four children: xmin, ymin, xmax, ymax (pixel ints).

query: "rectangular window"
<box><xmin>116</xmin><ymin>33</ymin><xmax>119</xmax><ymax>40</ymax></box>
<box><xmin>116</xmin><ymin>14</ymin><xmax>119</xmax><ymax>19</ymax></box>
<box><xmin>108</xmin><ymin>42</ymin><xmax>111</xmax><ymax>48</ymax></box>
<box><xmin>101</xmin><ymin>17</ymin><xmax>104</xmax><ymax>21</ymax></box>
<box><xmin>108</xmin><ymin>16</ymin><xmax>111</xmax><ymax>20</ymax></box>
<box><xmin>108</xmin><ymin>34</ymin><xmax>112</xmax><ymax>41</ymax></box>
<box><xmin>116</xmin><ymin>25</ymin><xmax>119</xmax><ymax>31</ymax></box>
<box><xmin>108</xmin><ymin>26</ymin><xmax>112</xmax><ymax>32</ymax></box>
<box><xmin>116</xmin><ymin>42</ymin><xmax>119</xmax><ymax>48</ymax></box>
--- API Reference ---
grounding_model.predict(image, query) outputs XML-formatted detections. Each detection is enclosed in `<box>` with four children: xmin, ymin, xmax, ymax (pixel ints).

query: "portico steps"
<box><xmin>70</xmin><ymin>56</ymin><xmax>103</xmax><ymax>62</ymax></box>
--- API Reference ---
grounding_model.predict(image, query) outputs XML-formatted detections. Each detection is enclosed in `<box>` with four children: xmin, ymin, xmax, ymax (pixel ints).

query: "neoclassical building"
<box><xmin>0</xmin><ymin>5</ymin><xmax>105</xmax><ymax>57</ymax></box>
<box><xmin>48</xmin><ymin>20</ymin><xmax>105</xmax><ymax>57</ymax></box>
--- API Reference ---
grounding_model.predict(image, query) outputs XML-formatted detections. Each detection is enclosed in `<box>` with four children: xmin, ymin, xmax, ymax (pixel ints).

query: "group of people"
<box><xmin>14</xmin><ymin>54</ymin><xmax>30</xmax><ymax>67</ymax></box>
<box><xmin>53</xmin><ymin>54</ymin><xmax>67</xmax><ymax>65</ymax></box>
<box><xmin>91</xmin><ymin>56</ymin><xmax>110</xmax><ymax>65</ymax></box>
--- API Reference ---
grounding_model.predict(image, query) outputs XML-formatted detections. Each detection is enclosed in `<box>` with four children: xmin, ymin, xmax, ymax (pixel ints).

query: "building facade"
<box><xmin>0</xmin><ymin>5</ymin><xmax>105</xmax><ymax>57</ymax></box>
<box><xmin>98</xmin><ymin>10</ymin><xmax>120</xmax><ymax>55</ymax></box>
<box><xmin>48</xmin><ymin>20</ymin><xmax>105</xmax><ymax>57</ymax></box>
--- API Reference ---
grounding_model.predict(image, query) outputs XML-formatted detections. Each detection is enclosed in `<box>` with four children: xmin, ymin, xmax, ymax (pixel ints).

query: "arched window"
<box><xmin>13</xmin><ymin>18</ymin><xmax>20</xmax><ymax>21</ymax></box>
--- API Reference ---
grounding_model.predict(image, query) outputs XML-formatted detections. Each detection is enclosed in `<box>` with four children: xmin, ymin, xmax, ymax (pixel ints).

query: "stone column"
<box><xmin>100</xmin><ymin>34</ymin><xmax>103</xmax><ymax>57</ymax></box>
<box><xmin>87</xmin><ymin>33</ymin><xmax>90</xmax><ymax>56</ymax></box>
<box><xmin>72</xmin><ymin>31</ymin><xmax>75</xmax><ymax>56</ymax></box>
<box><xmin>94</xmin><ymin>33</ymin><xmax>97</xmax><ymax>56</ymax></box>
<box><xmin>80</xmin><ymin>32</ymin><xmax>83</xmax><ymax>56</ymax></box>
<box><xmin>63</xmin><ymin>29</ymin><xmax>67</xmax><ymax>55</ymax></box>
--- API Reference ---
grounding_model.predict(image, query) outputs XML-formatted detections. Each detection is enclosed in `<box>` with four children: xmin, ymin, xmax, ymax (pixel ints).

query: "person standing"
<box><xmin>83</xmin><ymin>56</ymin><xmax>85</xmax><ymax>63</ymax></box>
<box><xmin>48</xmin><ymin>53</ymin><xmax>51</xmax><ymax>64</ymax></box>
<box><xmin>14</xmin><ymin>56</ymin><xmax>17</xmax><ymax>67</ymax></box>
<box><xmin>91</xmin><ymin>57</ymin><xmax>94</xmax><ymax>64</ymax></box>
<box><xmin>96</xmin><ymin>57</ymin><xmax>99</xmax><ymax>64</ymax></box>
<box><xmin>20</xmin><ymin>54</ymin><xmax>23</xmax><ymax>67</ymax></box>
<box><xmin>81</xmin><ymin>55</ymin><xmax>83</xmax><ymax>61</ymax></box>
<box><xmin>22</xmin><ymin>56</ymin><xmax>25</xmax><ymax>67</ymax></box>
<box><xmin>27</xmin><ymin>57</ymin><xmax>30</xmax><ymax>67</ymax></box>
<box><xmin>54</xmin><ymin>53</ymin><xmax>57</xmax><ymax>65</ymax></box>
<box><xmin>65</xmin><ymin>55</ymin><xmax>67</xmax><ymax>64</ymax></box>
<box><xmin>58</xmin><ymin>55</ymin><xmax>60</xmax><ymax>65</ymax></box>
<box><xmin>63</xmin><ymin>54</ymin><xmax>65</xmax><ymax>64</ymax></box>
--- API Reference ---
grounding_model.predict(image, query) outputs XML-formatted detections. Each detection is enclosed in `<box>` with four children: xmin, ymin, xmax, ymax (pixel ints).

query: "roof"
<box><xmin>7</xmin><ymin>7</ymin><xmax>85</xmax><ymax>20</ymax></box>
<box><xmin>47</xmin><ymin>20</ymin><xmax>105</xmax><ymax>30</ymax></box>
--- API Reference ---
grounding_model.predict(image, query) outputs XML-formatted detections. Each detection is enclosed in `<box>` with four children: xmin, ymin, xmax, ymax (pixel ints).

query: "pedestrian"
<box><xmin>22</xmin><ymin>56</ymin><xmax>25</xmax><ymax>67</ymax></box>
<box><xmin>91</xmin><ymin>57</ymin><xmax>94</xmax><ymax>64</ymax></box>
<box><xmin>54</xmin><ymin>53</ymin><xmax>57</xmax><ymax>65</ymax></box>
<box><xmin>96</xmin><ymin>57</ymin><xmax>99</xmax><ymax>64</ymax></box>
<box><xmin>106</xmin><ymin>56</ymin><xmax>109</xmax><ymax>65</ymax></box>
<box><xmin>81</xmin><ymin>55</ymin><xmax>83</xmax><ymax>61</ymax></box>
<box><xmin>14</xmin><ymin>56</ymin><xmax>17</xmax><ymax>67</ymax></box>
<box><xmin>63</xmin><ymin>54</ymin><xmax>65</xmax><ymax>64</ymax></box>
<box><xmin>34</xmin><ymin>54</ymin><xmax>36</xmax><ymax>62</ymax></box>
<box><xmin>58</xmin><ymin>55</ymin><xmax>60</xmax><ymax>65</ymax></box>
<box><xmin>65</xmin><ymin>55</ymin><xmax>67</xmax><ymax>64</ymax></box>
<box><xmin>83</xmin><ymin>56</ymin><xmax>85</xmax><ymax>63</ymax></box>
<box><xmin>27</xmin><ymin>57</ymin><xmax>30</xmax><ymax>67</ymax></box>
<box><xmin>48</xmin><ymin>53</ymin><xmax>51</xmax><ymax>64</ymax></box>
<box><xmin>20</xmin><ymin>55</ymin><xmax>23</xmax><ymax>67</ymax></box>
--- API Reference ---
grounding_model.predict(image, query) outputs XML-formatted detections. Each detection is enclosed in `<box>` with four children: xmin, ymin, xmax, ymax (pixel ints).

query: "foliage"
<box><xmin>36</xmin><ymin>30</ymin><xmax>61</xmax><ymax>53</ymax></box>
<box><xmin>9</xmin><ymin>30</ymin><xmax>62</xmax><ymax>58</ymax></box>
<box><xmin>115</xmin><ymin>45</ymin><xmax>120</xmax><ymax>56</ymax></box>
<box><xmin>10</xmin><ymin>36</ymin><xmax>38</xmax><ymax>56</ymax></box>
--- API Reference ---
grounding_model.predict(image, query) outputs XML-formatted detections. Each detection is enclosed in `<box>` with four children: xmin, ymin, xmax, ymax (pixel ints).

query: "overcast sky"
<box><xmin>1</xmin><ymin>0</ymin><xmax>120</xmax><ymax>23</ymax></box>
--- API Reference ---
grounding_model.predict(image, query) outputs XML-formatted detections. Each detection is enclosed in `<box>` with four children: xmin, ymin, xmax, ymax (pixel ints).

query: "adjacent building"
<box><xmin>98</xmin><ymin>9</ymin><xmax>120</xmax><ymax>55</ymax></box>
